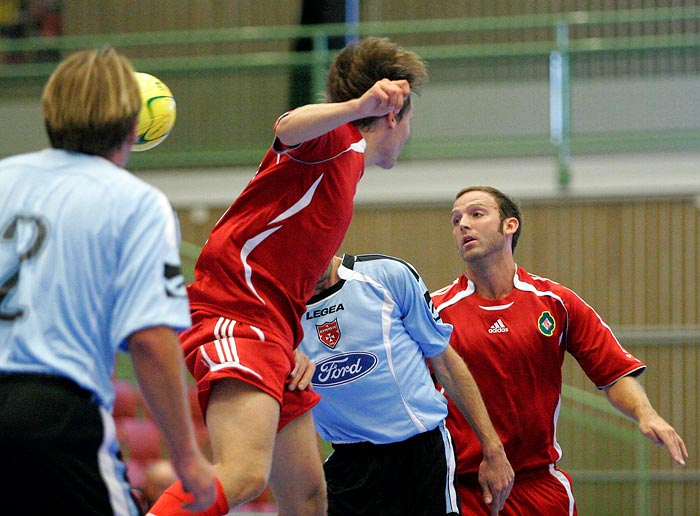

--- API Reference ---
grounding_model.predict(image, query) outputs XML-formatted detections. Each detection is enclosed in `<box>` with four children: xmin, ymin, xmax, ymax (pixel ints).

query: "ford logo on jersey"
<box><xmin>312</xmin><ymin>352</ymin><xmax>378</xmax><ymax>387</ymax></box>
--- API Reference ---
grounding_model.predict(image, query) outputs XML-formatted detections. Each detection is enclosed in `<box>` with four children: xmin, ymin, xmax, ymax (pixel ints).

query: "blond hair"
<box><xmin>326</xmin><ymin>37</ymin><xmax>428</xmax><ymax>130</ymax></box>
<box><xmin>42</xmin><ymin>46</ymin><xmax>141</xmax><ymax>157</ymax></box>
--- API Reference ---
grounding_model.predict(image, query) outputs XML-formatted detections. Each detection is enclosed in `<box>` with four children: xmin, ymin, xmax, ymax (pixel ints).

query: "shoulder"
<box><xmin>431</xmin><ymin>277</ymin><xmax>466</xmax><ymax>307</ymax></box>
<box><xmin>514</xmin><ymin>266</ymin><xmax>580</xmax><ymax>303</ymax></box>
<box><xmin>351</xmin><ymin>253</ymin><xmax>421</xmax><ymax>283</ymax></box>
<box><xmin>80</xmin><ymin>160</ymin><xmax>175</xmax><ymax>240</ymax></box>
<box><xmin>0</xmin><ymin>150</ymin><xmax>36</xmax><ymax>168</ymax></box>
<box><xmin>2</xmin><ymin>149</ymin><xmax>164</xmax><ymax>214</ymax></box>
<box><xmin>515</xmin><ymin>266</ymin><xmax>558</xmax><ymax>290</ymax></box>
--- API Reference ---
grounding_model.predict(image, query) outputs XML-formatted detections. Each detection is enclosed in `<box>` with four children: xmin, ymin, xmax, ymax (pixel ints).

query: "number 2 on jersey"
<box><xmin>0</xmin><ymin>214</ymin><xmax>48</xmax><ymax>321</ymax></box>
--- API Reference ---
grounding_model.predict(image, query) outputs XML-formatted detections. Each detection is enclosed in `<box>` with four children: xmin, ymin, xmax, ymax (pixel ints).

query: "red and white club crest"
<box><xmin>316</xmin><ymin>319</ymin><xmax>341</xmax><ymax>349</ymax></box>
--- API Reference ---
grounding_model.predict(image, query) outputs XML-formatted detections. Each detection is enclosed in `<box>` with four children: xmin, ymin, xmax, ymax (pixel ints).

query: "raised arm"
<box><xmin>275</xmin><ymin>78</ymin><xmax>410</xmax><ymax>146</ymax></box>
<box><xmin>128</xmin><ymin>325</ymin><xmax>216</xmax><ymax>512</ymax></box>
<box><xmin>431</xmin><ymin>345</ymin><xmax>514</xmax><ymax>515</ymax></box>
<box><xmin>604</xmin><ymin>375</ymin><xmax>688</xmax><ymax>466</ymax></box>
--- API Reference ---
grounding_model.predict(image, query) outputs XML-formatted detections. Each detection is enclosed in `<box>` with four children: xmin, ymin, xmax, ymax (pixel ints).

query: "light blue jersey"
<box><xmin>0</xmin><ymin>149</ymin><xmax>191</xmax><ymax>410</ymax></box>
<box><xmin>299</xmin><ymin>253</ymin><xmax>453</xmax><ymax>444</ymax></box>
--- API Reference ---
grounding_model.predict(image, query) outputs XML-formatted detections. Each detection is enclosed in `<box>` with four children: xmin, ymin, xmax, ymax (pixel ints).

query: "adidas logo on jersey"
<box><xmin>488</xmin><ymin>319</ymin><xmax>509</xmax><ymax>333</ymax></box>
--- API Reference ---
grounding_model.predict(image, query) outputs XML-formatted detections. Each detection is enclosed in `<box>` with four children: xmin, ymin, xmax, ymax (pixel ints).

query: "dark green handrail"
<box><xmin>1</xmin><ymin>6</ymin><xmax>699</xmax><ymax>53</ymax></box>
<box><xmin>1</xmin><ymin>7</ymin><xmax>699</xmax><ymax>77</ymax></box>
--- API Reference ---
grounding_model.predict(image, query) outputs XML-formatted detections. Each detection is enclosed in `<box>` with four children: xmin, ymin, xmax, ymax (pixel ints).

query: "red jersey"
<box><xmin>431</xmin><ymin>265</ymin><xmax>646</xmax><ymax>475</ymax></box>
<box><xmin>188</xmin><ymin>121</ymin><xmax>366</xmax><ymax>347</ymax></box>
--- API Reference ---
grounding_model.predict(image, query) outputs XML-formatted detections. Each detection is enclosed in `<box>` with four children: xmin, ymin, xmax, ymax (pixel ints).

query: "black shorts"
<box><xmin>324</xmin><ymin>422</ymin><xmax>461</xmax><ymax>516</ymax></box>
<box><xmin>0</xmin><ymin>373</ymin><xmax>140</xmax><ymax>515</ymax></box>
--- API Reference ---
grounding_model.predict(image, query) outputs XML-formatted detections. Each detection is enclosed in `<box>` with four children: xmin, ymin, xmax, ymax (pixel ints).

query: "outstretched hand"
<box><xmin>604</xmin><ymin>376</ymin><xmax>688</xmax><ymax>467</ymax></box>
<box><xmin>638</xmin><ymin>412</ymin><xmax>688</xmax><ymax>466</ymax></box>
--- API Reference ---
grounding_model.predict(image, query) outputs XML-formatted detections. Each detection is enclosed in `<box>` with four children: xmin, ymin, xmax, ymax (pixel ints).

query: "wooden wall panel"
<box><xmin>176</xmin><ymin>193</ymin><xmax>699</xmax><ymax>516</ymax></box>
<box><xmin>179</xmin><ymin>197</ymin><xmax>700</xmax><ymax>326</ymax></box>
<box><xmin>63</xmin><ymin>1</ymin><xmax>302</xmax><ymax>34</ymax></box>
<box><xmin>336</xmin><ymin>199</ymin><xmax>700</xmax><ymax>330</ymax></box>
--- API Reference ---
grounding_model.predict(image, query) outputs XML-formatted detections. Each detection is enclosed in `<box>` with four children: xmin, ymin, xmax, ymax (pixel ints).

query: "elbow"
<box><xmin>274</xmin><ymin>114</ymin><xmax>300</xmax><ymax>147</ymax></box>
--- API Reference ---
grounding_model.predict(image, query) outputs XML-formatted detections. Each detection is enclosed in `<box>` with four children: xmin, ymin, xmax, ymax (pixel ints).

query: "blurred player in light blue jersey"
<box><xmin>0</xmin><ymin>47</ymin><xmax>215</xmax><ymax>515</ymax></box>
<box><xmin>298</xmin><ymin>253</ymin><xmax>514</xmax><ymax>516</ymax></box>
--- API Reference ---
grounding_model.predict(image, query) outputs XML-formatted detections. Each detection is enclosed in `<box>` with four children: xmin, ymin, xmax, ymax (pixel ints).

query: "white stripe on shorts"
<box><xmin>548</xmin><ymin>463</ymin><xmax>576</xmax><ymax>515</ymax></box>
<box><xmin>201</xmin><ymin>317</ymin><xmax>263</xmax><ymax>380</ymax></box>
<box><xmin>439</xmin><ymin>421</ymin><xmax>461</xmax><ymax>514</ymax></box>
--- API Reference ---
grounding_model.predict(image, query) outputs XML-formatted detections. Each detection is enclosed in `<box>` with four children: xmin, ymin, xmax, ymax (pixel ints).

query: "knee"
<box><xmin>307</xmin><ymin>476</ymin><xmax>327</xmax><ymax>505</ymax></box>
<box><xmin>277</xmin><ymin>476</ymin><xmax>327</xmax><ymax>516</ymax></box>
<box><xmin>217</xmin><ymin>466</ymin><xmax>269</xmax><ymax>507</ymax></box>
<box><xmin>299</xmin><ymin>476</ymin><xmax>327</xmax><ymax>506</ymax></box>
<box><xmin>238</xmin><ymin>471</ymin><xmax>269</xmax><ymax>504</ymax></box>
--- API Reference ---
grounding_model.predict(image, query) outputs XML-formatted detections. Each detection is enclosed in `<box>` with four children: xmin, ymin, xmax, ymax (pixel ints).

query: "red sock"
<box><xmin>147</xmin><ymin>477</ymin><xmax>229</xmax><ymax>516</ymax></box>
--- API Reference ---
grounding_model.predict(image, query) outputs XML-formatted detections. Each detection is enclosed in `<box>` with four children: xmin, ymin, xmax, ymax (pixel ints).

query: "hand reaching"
<box><xmin>289</xmin><ymin>349</ymin><xmax>316</xmax><ymax>391</ymax></box>
<box><xmin>638</xmin><ymin>412</ymin><xmax>688</xmax><ymax>466</ymax></box>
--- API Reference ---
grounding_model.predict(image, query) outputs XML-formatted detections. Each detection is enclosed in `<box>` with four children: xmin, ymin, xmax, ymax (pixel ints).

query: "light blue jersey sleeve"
<box><xmin>299</xmin><ymin>253</ymin><xmax>453</xmax><ymax>444</ymax></box>
<box><xmin>110</xmin><ymin>188</ymin><xmax>190</xmax><ymax>351</ymax></box>
<box><xmin>366</xmin><ymin>254</ymin><xmax>452</xmax><ymax>359</ymax></box>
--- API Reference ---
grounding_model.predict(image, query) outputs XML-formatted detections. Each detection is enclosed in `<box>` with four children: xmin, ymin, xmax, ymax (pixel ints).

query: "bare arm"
<box><xmin>431</xmin><ymin>345</ymin><xmax>514</xmax><ymax>515</ymax></box>
<box><xmin>275</xmin><ymin>78</ymin><xmax>411</xmax><ymax>146</ymax></box>
<box><xmin>604</xmin><ymin>375</ymin><xmax>687</xmax><ymax>466</ymax></box>
<box><xmin>128</xmin><ymin>325</ymin><xmax>216</xmax><ymax>511</ymax></box>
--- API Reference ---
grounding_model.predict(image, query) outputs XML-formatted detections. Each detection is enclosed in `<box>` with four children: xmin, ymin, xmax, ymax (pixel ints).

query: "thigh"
<box><xmin>269</xmin><ymin>409</ymin><xmax>326</xmax><ymax>516</ymax></box>
<box><xmin>323</xmin><ymin>446</ymin><xmax>379</xmax><ymax>516</ymax></box>
<box><xmin>182</xmin><ymin>311</ymin><xmax>293</xmax><ymax>411</ymax></box>
<box><xmin>206</xmin><ymin>378</ymin><xmax>280</xmax><ymax>490</ymax></box>
<box><xmin>401</xmin><ymin>425</ymin><xmax>460</xmax><ymax>516</ymax></box>
<box><xmin>324</xmin><ymin>427</ymin><xmax>459</xmax><ymax>516</ymax></box>
<box><xmin>512</xmin><ymin>467</ymin><xmax>577</xmax><ymax>516</ymax></box>
<box><xmin>458</xmin><ymin>467</ymin><xmax>577</xmax><ymax>516</ymax></box>
<box><xmin>278</xmin><ymin>381</ymin><xmax>321</xmax><ymax>431</ymax></box>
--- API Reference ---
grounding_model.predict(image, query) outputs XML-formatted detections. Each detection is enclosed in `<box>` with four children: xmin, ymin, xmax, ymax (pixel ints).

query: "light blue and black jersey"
<box><xmin>0</xmin><ymin>148</ymin><xmax>191</xmax><ymax>411</ymax></box>
<box><xmin>299</xmin><ymin>253</ymin><xmax>453</xmax><ymax>444</ymax></box>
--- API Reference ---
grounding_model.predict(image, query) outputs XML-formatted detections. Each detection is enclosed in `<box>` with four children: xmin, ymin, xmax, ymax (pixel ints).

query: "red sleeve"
<box><xmin>562</xmin><ymin>287</ymin><xmax>646</xmax><ymax>388</ymax></box>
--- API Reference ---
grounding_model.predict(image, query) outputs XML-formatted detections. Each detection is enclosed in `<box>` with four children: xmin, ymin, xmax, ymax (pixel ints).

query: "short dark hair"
<box><xmin>455</xmin><ymin>186</ymin><xmax>523</xmax><ymax>251</ymax></box>
<box><xmin>326</xmin><ymin>37</ymin><xmax>428</xmax><ymax>130</ymax></box>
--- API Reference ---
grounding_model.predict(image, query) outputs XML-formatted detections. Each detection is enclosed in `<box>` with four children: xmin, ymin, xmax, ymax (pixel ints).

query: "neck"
<box><xmin>465</xmin><ymin>255</ymin><xmax>517</xmax><ymax>300</ymax></box>
<box><xmin>358</xmin><ymin>127</ymin><xmax>377</xmax><ymax>167</ymax></box>
<box><xmin>108</xmin><ymin>140</ymin><xmax>132</xmax><ymax>168</ymax></box>
<box><xmin>314</xmin><ymin>255</ymin><xmax>342</xmax><ymax>295</ymax></box>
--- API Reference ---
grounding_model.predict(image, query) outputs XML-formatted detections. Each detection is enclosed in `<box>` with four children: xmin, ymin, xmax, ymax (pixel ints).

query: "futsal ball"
<box><xmin>133</xmin><ymin>72</ymin><xmax>176</xmax><ymax>151</ymax></box>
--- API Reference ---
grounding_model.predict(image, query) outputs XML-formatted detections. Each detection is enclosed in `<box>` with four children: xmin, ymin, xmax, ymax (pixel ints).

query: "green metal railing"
<box><xmin>561</xmin><ymin>383</ymin><xmax>650</xmax><ymax>516</ymax></box>
<box><xmin>2</xmin><ymin>7</ymin><xmax>699</xmax><ymax>188</ymax></box>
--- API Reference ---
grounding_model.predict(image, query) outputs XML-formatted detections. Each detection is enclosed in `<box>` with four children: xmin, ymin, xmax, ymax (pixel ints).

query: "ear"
<box><xmin>385</xmin><ymin>112</ymin><xmax>397</xmax><ymax>129</ymax></box>
<box><xmin>129</xmin><ymin>119</ymin><xmax>139</xmax><ymax>144</ymax></box>
<box><xmin>503</xmin><ymin>216</ymin><xmax>519</xmax><ymax>236</ymax></box>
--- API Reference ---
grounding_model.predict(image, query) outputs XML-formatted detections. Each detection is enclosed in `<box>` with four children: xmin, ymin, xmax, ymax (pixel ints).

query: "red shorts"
<box><xmin>457</xmin><ymin>464</ymin><xmax>578</xmax><ymax>516</ymax></box>
<box><xmin>181</xmin><ymin>310</ymin><xmax>321</xmax><ymax>430</ymax></box>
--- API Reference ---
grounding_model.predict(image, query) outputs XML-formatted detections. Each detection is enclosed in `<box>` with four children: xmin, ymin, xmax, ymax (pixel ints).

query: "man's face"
<box><xmin>374</xmin><ymin>103</ymin><xmax>413</xmax><ymax>170</ymax></box>
<box><xmin>450</xmin><ymin>190</ymin><xmax>507</xmax><ymax>263</ymax></box>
